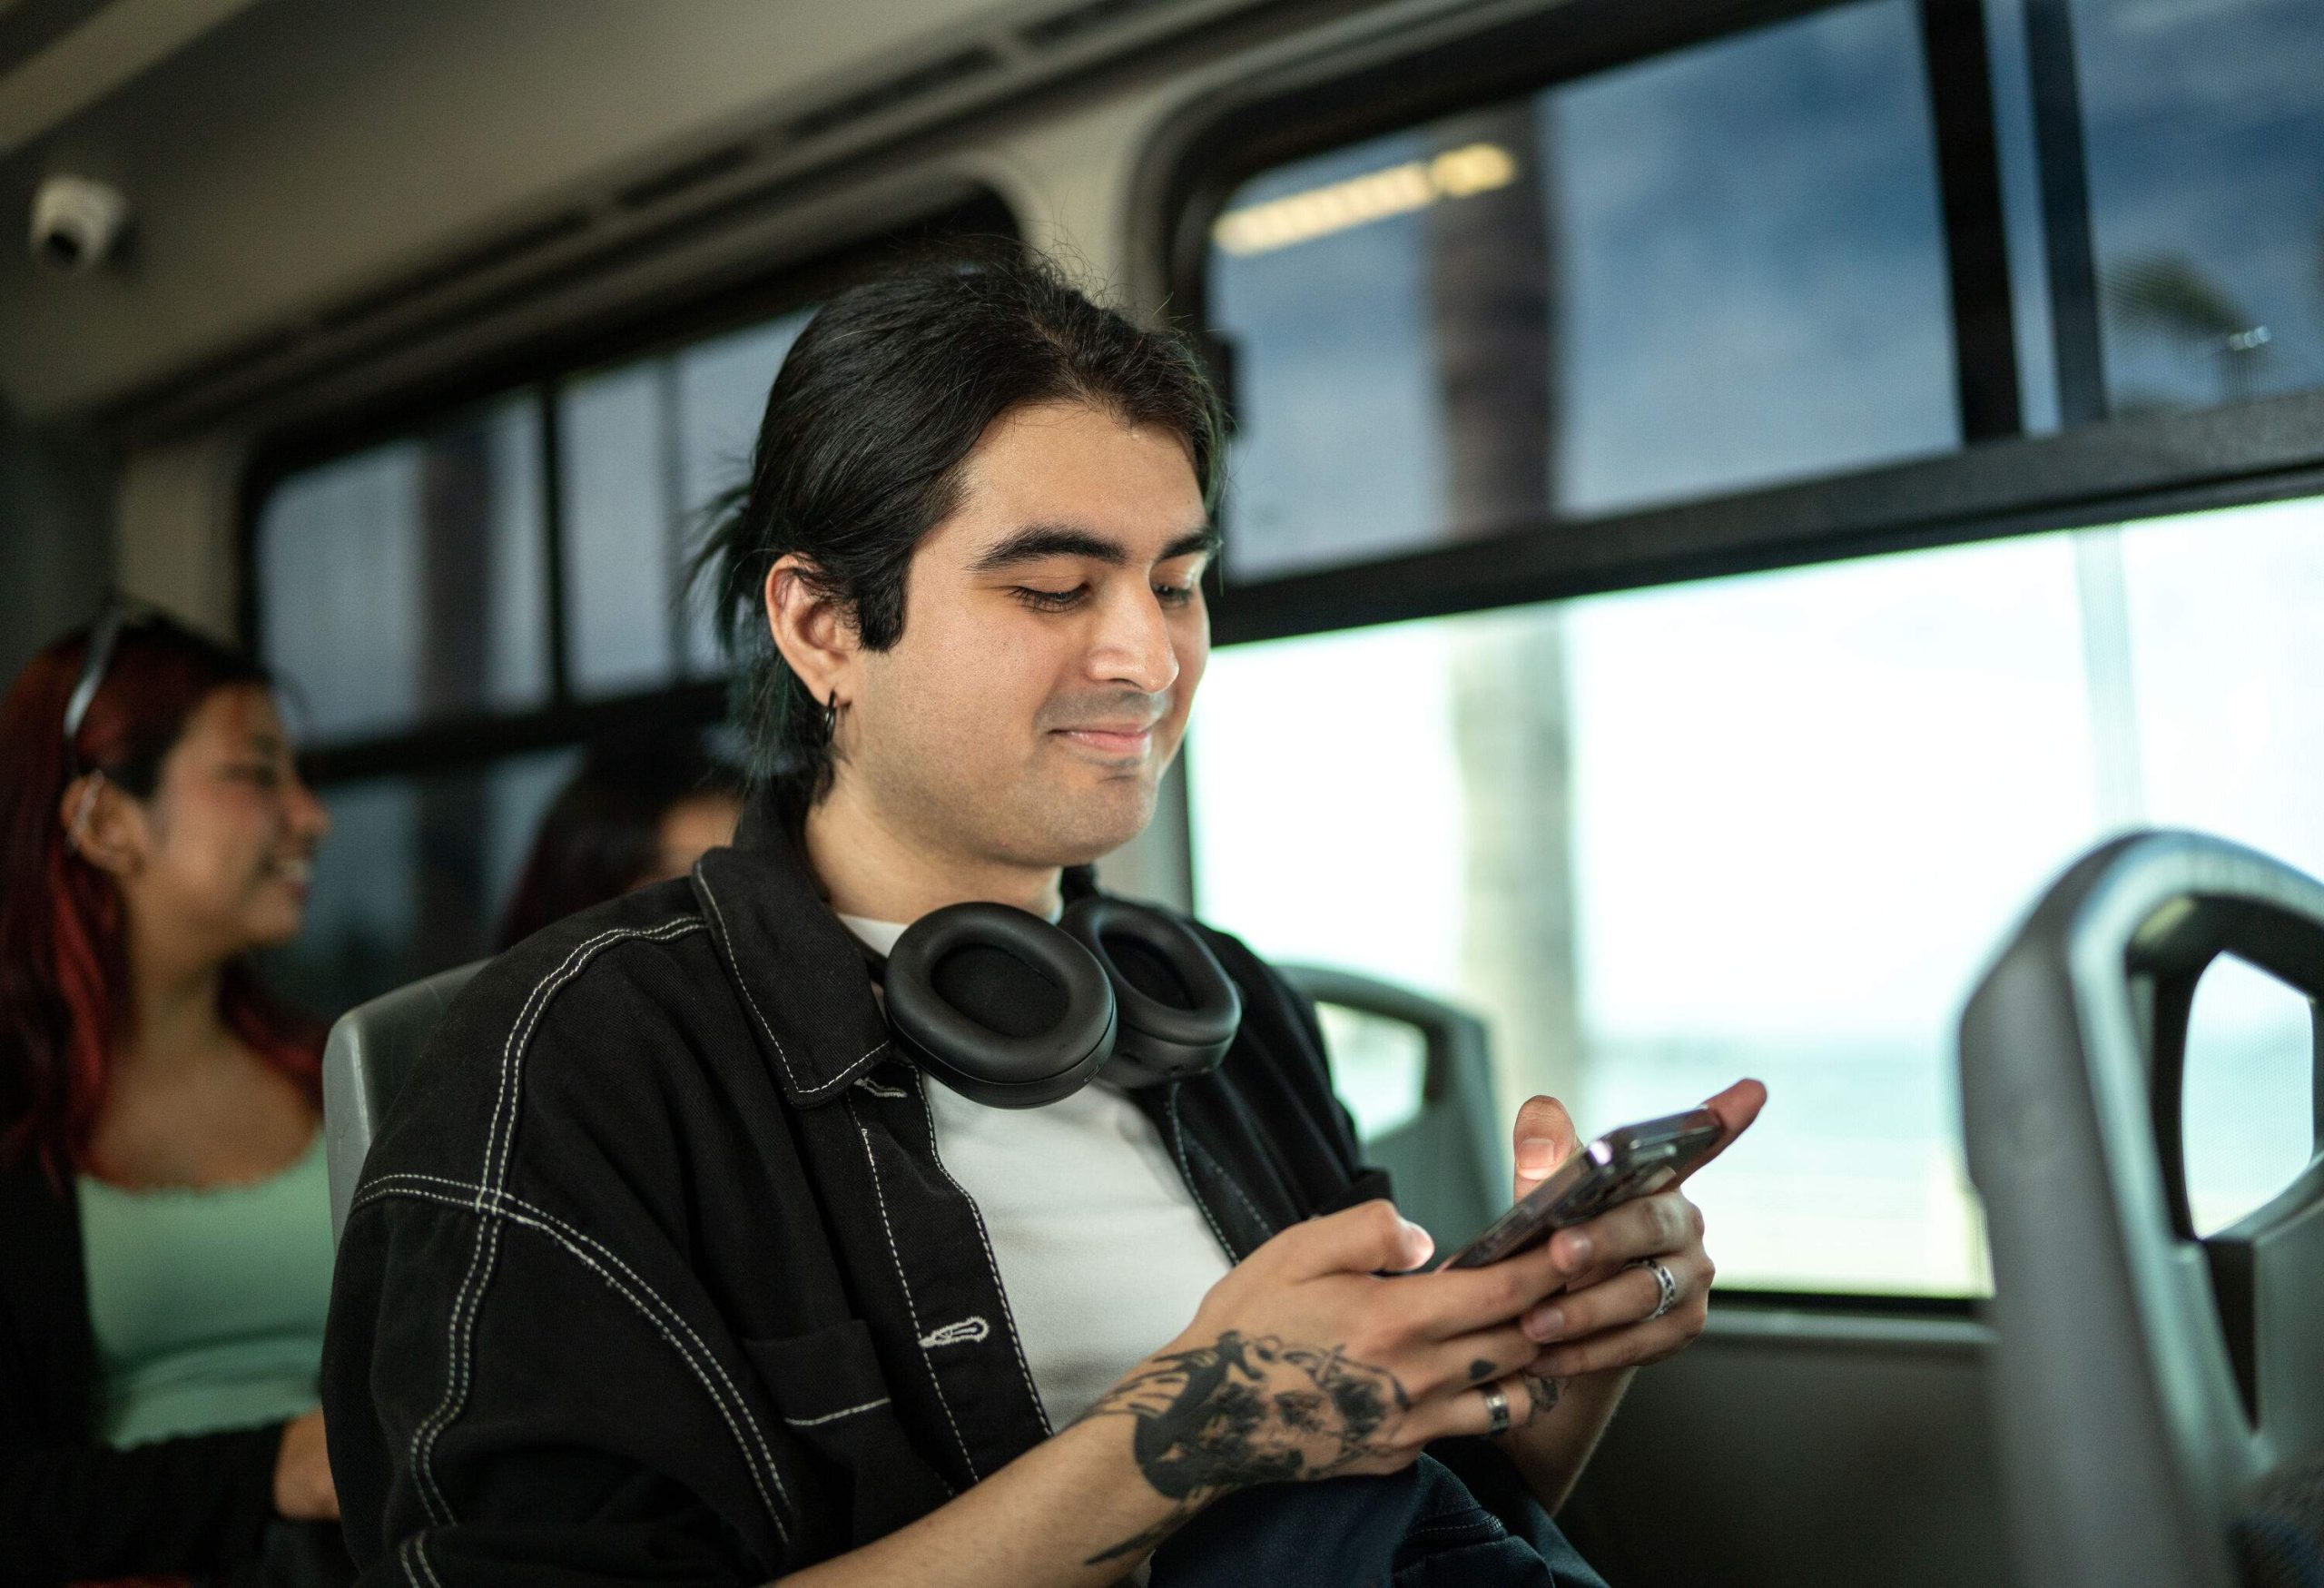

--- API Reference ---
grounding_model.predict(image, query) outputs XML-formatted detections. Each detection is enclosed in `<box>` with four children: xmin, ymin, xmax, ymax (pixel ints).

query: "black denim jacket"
<box><xmin>322</xmin><ymin>794</ymin><xmax>1392</xmax><ymax>1586</ymax></box>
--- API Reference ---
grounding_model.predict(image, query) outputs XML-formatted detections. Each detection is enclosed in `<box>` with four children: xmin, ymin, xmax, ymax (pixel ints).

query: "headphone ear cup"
<box><xmin>883</xmin><ymin>902</ymin><xmax>1118</xmax><ymax>1109</ymax></box>
<box><xmin>1060</xmin><ymin>897</ymin><xmax>1242</xmax><ymax>1088</ymax></box>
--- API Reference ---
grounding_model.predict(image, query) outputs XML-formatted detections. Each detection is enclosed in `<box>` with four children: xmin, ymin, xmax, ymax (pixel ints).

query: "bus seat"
<box><xmin>1960</xmin><ymin>830</ymin><xmax>2324</xmax><ymax>1588</ymax></box>
<box><xmin>1280</xmin><ymin>963</ymin><xmax>1505</xmax><ymax>1251</ymax></box>
<box><xmin>322</xmin><ymin>959</ymin><xmax>486</xmax><ymax>1244</ymax></box>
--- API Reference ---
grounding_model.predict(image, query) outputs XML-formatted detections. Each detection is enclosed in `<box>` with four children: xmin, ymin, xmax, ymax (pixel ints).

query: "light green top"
<box><xmin>75</xmin><ymin>1130</ymin><xmax>334</xmax><ymax>1449</ymax></box>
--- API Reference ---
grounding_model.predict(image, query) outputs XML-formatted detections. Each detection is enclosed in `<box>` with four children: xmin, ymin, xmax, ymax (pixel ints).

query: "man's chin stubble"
<box><xmin>1020</xmin><ymin>780</ymin><xmax>1157</xmax><ymax>864</ymax></box>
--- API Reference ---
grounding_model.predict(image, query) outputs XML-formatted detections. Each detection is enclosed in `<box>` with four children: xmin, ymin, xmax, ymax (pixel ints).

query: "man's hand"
<box><xmin>1074</xmin><ymin>1197</ymin><xmax>1581</xmax><ymax>1562</ymax></box>
<box><xmin>1502</xmin><ymin>1080</ymin><xmax>1767</xmax><ymax>1382</ymax></box>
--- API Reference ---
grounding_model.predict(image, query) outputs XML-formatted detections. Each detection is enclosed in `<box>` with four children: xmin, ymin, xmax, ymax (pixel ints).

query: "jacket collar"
<box><xmin>691</xmin><ymin>784</ymin><xmax>1101</xmax><ymax>1108</ymax></box>
<box><xmin>690</xmin><ymin>787</ymin><xmax>892</xmax><ymax>1108</ymax></box>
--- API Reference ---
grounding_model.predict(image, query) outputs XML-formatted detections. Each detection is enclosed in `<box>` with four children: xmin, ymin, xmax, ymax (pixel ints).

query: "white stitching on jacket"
<box><xmin>401</xmin><ymin>1534</ymin><xmax>447</xmax><ymax>1588</ymax></box>
<box><xmin>377</xmin><ymin>1171</ymin><xmax>784</xmax><ymax>1471</ymax></box>
<box><xmin>419</xmin><ymin>921</ymin><xmax>698</xmax><ymax>1518</ymax></box>
<box><xmin>416</xmin><ymin>919</ymin><xmax>704</xmax><ymax>1520</ymax></box>
<box><xmin>1185</xmin><ymin>1129</ymin><xmax>1275</xmax><ymax>1242</ymax></box>
<box><xmin>694</xmin><ymin>866</ymin><xmax>883</xmax><ymax>1101</ymax></box>
<box><xmin>406</xmin><ymin>922</ymin><xmax>618</xmax><ymax>1523</ymax></box>
<box><xmin>361</xmin><ymin>1170</ymin><xmax>791</xmax><ymax>1527</ymax></box>
<box><xmin>407</xmin><ymin>919</ymin><xmax>714</xmax><ymax>1531</ymax></box>
<box><xmin>911</xmin><ymin>1072</ymin><xmax>1053</xmax><ymax>1435</ymax></box>
<box><xmin>842</xmin><ymin>1091</ymin><xmax>976</xmax><ymax>1486</ymax></box>
<box><xmin>783</xmin><ymin>1396</ymin><xmax>891</xmax><ymax>1428</ymax></box>
<box><xmin>1165</xmin><ymin>1084</ymin><xmax>1238</xmax><ymax>1260</ymax></box>
<box><xmin>405</xmin><ymin>931</ymin><xmax>596</xmax><ymax>1525</ymax></box>
<box><xmin>355</xmin><ymin>1180</ymin><xmax>792</xmax><ymax>1540</ymax></box>
<box><xmin>691</xmin><ymin>870</ymin><xmax>809</xmax><ymax>1094</ymax></box>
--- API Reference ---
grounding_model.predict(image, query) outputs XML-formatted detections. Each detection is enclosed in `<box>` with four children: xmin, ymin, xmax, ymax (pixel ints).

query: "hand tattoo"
<box><xmin>1078</xmin><ymin>1330</ymin><xmax>1409</xmax><ymax>1563</ymax></box>
<box><xmin>1520</xmin><ymin>1373</ymin><xmax>1561</xmax><ymax>1418</ymax></box>
<box><xmin>1468</xmin><ymin>1357</ymin><xmax>1498</xmax><ymax>1383</ymax></box>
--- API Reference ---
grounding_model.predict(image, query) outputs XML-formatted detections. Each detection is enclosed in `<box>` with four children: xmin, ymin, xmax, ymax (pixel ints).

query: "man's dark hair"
<box><xmin>694</xmin><ymin>245</ymin><xmax>1226</xmax><ymax>830</ymax></box>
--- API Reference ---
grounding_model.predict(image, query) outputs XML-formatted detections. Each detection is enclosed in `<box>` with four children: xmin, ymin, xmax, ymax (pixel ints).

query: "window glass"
<box><xmin>560</xmin><ymin>308</ymin><xmax>813</xmax><ymax>693</ymax></box>
<box><xmin>257</xmin><ymin>397</ymin><xmax>547</xmax><ymax>740</ymax></box>
<box><xmin>1206</xmin><ymin>0</ymin><xmax>1956</xmax><ymax>581</ymax></box>
<box><xmin>2180</xmin><ymin>953</ymin><xmax>2314</xmax><ymax>1240</ymax></box>
<box><xmin>1188</xmin><ymin>492</ymin><xmax>2324</xmax><ymax>1295</ymax></box>
<box><xmin>561</xmin><ymin>364</ymin><xmax>675</xmax><ymax>693</ymax></box>
<box><xmin>2071</xmin><ymin>0</ymin><xmax>2324</xmax><ymax>414</ymax></box>
<box><xmin>265</xmin><ymin>748</ymin><xmax>580</xmax><ymax>1018</ymax></box>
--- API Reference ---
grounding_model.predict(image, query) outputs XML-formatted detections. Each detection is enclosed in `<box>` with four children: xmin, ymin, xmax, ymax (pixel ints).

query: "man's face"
<box><xmin>843</xmin><ymin>399</ymin><xmax>1215</xmax><ymax>868</ymax></box>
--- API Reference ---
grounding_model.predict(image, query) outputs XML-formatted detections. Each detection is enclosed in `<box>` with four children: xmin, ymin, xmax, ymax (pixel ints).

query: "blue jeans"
<box><xmin>1147</xmin><ymin>1441</ymin><xmax>1610</xmax><ymax>1588</ymax></box>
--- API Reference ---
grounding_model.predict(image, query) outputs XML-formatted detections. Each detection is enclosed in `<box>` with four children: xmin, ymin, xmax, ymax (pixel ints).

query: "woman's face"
<box><xmin>103</xmin><ymin>685</ymin><xmax>331</xmax><ymax>962</ymax></box>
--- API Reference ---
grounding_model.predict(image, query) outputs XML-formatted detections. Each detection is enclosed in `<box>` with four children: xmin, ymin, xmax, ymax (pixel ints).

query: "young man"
<box><xmin>322</xmin><ymin>252</ymin><xmax>1762</xmax><ymax>1586</ymax></box>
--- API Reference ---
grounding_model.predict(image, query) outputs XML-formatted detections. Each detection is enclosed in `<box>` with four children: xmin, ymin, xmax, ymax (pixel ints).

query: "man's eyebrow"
<box><xmin>1165</xmin><ymin>527</ymin><xmax>1225</xmax><ymax>565</ymax></box>
<box><xmin>968</xmin><ymin>522</ymin><xmax>1221</xmax><ymax>574</ymax></box>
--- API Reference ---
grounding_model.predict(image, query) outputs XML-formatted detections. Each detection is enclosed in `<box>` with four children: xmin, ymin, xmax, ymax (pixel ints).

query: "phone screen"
<box><xmin>1433</xmin><ymin>1108</ymin><xmax>1723</xmax><ymax>1270</ymax></box>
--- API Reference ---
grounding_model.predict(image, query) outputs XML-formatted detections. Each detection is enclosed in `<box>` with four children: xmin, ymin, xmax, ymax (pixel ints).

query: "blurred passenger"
<box><xmin>495</xmin><ymin>736</ymin><xmax>743</xmax><ymax>950</ymax></box>
<box><xmin>0</xmin><ymin>608</ymin><xmax>350</xmax><ymax>1588</ymax></box>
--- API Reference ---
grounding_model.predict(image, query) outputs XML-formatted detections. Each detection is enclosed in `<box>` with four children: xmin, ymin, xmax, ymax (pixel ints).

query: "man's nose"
<box><xmin>1090</xmin><ymin>581</ymin><xmax>1181</xmax><ymax>695</ymax></box>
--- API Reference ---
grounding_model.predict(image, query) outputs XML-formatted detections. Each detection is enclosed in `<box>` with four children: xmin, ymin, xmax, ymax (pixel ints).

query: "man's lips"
<box><xmin>1052</xmin><ymin>723</ymin><xmax>1156</xmax><ymax>755</ymax></box>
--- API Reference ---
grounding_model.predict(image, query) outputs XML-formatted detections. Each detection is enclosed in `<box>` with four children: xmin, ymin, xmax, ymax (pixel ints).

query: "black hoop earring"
<box><xmin>821</xmin><ymin>689</ymin><xmax>840</xmax><ymax>740</ymax></box>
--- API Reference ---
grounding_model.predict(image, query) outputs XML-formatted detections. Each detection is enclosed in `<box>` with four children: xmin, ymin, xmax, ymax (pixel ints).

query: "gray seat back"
<box><xmin>1960</xmin><ymin>830</ymin><xmax>2324</xmax><ymax>1588</ymax></box>
<box><xmin>1280</xmin><ymin>963</ymin><xmax>1505</xmax><ymax>1249</ymax></box>
<box><xmin>323</xmin><ymin>959</ymin><xmax>486</xmax><ymax>1244</ymax></box>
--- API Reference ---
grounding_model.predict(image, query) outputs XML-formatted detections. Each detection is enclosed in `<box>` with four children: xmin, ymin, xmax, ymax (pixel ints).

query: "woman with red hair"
<box><xmin>0</xmin><ymin>608</ymin><xmax>345</xmax><ymax>1587</ymax></box>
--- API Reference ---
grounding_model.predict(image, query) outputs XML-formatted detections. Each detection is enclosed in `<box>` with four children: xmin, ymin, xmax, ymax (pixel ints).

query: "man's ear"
<box><xmin>58</xmin><ymin>773</ymin><xmax>144</xmax><ymax>879</ymax></box>
<box><xmin>763</xmin><ymin>554</ymin><xmax>861</xmax><ymax>707</ymax></box>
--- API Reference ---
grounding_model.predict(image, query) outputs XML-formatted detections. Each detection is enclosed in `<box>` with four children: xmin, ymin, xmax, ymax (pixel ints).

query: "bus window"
<box><xmin>255</xmin><ymin>394</ymin><xmax>549</xmax><ymax>740</ymax></box>
<box><xmin>558</xmin><ymin>310</ymin><xmax>812</xmax><ymax>693</ymax></box>
<box><xmin>250</xmin><ymin>302</ymin><xmax>816</xmax><ymax>1017</ymax></box>
<box><xmin>1187</xmin><ymin>490</ymin><xmax>2324</xmax><ymax>1296</ymax></box>
<box><xmin>1205</xmin><ymin>0</ymin><xmax>1956</xmax><ymax>581</ymax></box>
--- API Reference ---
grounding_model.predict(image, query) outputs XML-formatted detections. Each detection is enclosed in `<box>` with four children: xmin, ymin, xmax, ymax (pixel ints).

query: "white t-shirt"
<box><xmin>838</xmin><ymin>913</ymin><xmax>1235</xmax><ymax>1430</ymax></box>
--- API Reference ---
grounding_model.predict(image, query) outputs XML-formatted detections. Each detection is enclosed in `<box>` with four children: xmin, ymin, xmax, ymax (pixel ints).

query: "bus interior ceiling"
<box><xmin>9</xmin><ymin>1</ymin><xmax>2324</xmax><ymax>1584</ymax></box>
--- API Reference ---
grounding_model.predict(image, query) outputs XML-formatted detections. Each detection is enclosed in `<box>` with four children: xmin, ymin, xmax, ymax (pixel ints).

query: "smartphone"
<box><xmin>1433</xmin><ymin>1107</ymin><xmax>1726</xmax><ymax>1271</ymax></box>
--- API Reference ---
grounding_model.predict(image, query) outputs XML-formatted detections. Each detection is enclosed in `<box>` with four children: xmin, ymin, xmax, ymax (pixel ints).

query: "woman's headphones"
<box><xmin>864</xmin><ymin>894</ymin><xmax>1243</xmax><ymax>1109</ymax></box>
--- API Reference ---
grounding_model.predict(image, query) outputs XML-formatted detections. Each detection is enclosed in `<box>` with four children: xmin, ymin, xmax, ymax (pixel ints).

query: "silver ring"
<box><xmin>1634</xmin><ymin>1257</ymin><xmax>1679</xmax><ymax>1321</ymax></box>
<box><xmin>1480</xmin><ymin>1381</ymin><xmax>1512</xmax><ymax>1435</ymax></box>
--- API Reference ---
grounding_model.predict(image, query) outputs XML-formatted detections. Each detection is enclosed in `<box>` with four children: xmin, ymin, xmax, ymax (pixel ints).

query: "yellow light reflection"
<box><xmin>1211</xmin><ymin>143</ymin><xmax>1521</xmax><ymax>258</ymax></box>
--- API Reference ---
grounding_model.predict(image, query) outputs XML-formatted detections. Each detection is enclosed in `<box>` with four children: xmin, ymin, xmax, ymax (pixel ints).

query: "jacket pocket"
<box><xmin>740</xmin><ymin>1317</ymin><xmax>951</xmax><ymax>1551</ymax></box>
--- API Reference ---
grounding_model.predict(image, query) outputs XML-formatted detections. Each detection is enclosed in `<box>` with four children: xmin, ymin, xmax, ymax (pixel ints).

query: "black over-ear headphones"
<box><xmin>865</xmin><ymin>895</ymin><xmax>1243</xmax><ymax>1109</ymax></box>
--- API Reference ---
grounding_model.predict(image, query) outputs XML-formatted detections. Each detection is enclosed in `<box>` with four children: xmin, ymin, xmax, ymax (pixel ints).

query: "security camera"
<box><xmin>30</xmin><ymin>176</ymin><xmax>130</xmax><ymax>274</ymax></box>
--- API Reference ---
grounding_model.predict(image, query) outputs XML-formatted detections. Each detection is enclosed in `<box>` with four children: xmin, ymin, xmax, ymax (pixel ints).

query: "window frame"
<box><xmin>1140</xmin><ymin>0</ymin><xmax>2324</xmax><ymax>647</ymax></box>
<box><xmin>239</xmin><ymin>190</ymin><xmax>1019</xmax><ymax>787</ymax></box>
